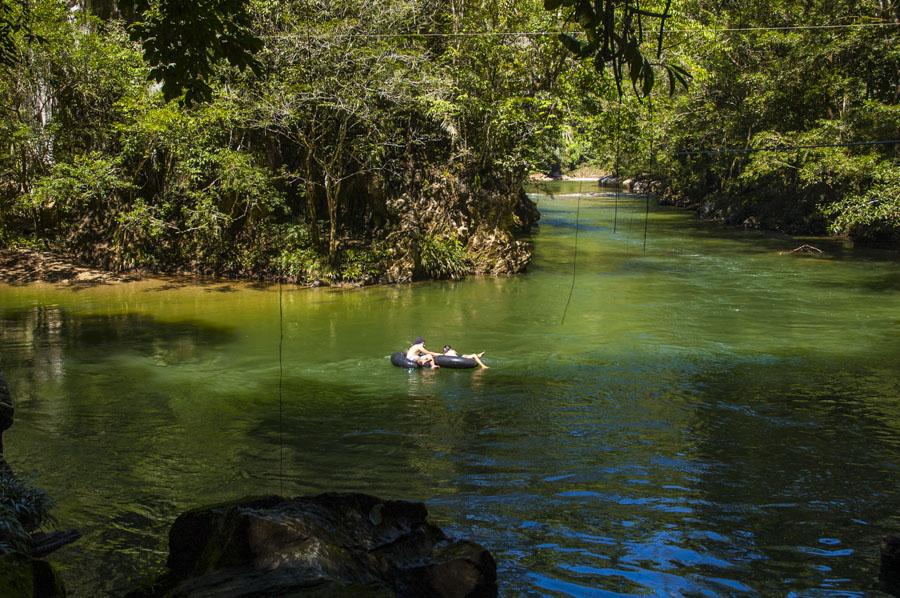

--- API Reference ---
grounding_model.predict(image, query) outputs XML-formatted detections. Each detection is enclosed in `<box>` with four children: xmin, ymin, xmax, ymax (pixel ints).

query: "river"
<box><xmin>2</xmin><ymin>182</ymin><xmax>899</xmax><ymax>595</ymax></box>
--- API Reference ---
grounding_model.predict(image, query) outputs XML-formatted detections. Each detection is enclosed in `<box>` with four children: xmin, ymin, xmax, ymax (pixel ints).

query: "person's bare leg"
<box><xmin>464</xmin><ymin>353</ymin><xmax>489</xmax><ymax>369</ymax></box>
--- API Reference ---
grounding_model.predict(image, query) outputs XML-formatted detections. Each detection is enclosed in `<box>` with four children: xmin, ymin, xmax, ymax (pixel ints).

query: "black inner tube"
<box><xmin>391</xmin><ymin>352</ymin><xmax>478</xmax><ymax>369</ymax></box>
<box><xmin>433</xmin><ymin>354</ymin><xmax>478</xmax><ymax>369</ymax></box>
<box><xmin>390</xmin><ymin>352</ymin><xmax>422</xmax><ymax>368</ymax></box>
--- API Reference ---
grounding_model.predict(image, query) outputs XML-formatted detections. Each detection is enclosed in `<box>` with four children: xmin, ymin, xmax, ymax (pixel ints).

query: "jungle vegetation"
<box><xmin>0</xmin><ymin>0</ymin><xmax>897</xmax><ymax>284</ymax></box>
<box><xmin>570</xmin><ymin>0</ymin><xmax>899</xmax><ymax>242</ymax></box>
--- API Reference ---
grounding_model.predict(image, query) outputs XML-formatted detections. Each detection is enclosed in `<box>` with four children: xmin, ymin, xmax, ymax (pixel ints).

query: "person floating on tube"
<box><xmin>443</xmin><ymin>345</ymin><xmax>489</xmax><ymax>369</ymax></box>
<box><xmin>406</xmin><ymin>336</ymin><xmax>440</xmax><ymax>368</ymax></box>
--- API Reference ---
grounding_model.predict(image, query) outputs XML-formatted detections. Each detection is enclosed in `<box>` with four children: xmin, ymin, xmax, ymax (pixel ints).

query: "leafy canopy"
<box><xmin>545</xmin><ymin>0</ymin><xmax>690</xmax><ymax>97</ymax></box>
<box><xmin>0</xmin><ymin>0</ymin><xmax>260</xmax><ymax>104</ymax></box>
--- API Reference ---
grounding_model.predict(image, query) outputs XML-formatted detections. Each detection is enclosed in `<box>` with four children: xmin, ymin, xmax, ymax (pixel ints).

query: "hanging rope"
<box><xmin>278</xmin><ymin>278</ymin><xmax>284</xmax><ymax>496</ymax></box>
<box><xmin>644</xmin><ymin>97</ymin><xmax>654</xmax><ymax>252</ymax></box>
<box><xmin>675</xmin><ymin>138</ymin><xmax>900</xmax><ymax>156</ymax></box>
<box><xmin>560</xmin><ymin>178</ymin><xmax>583</xmax><ymax>325</ymax></box>
<box><xmin>613</xmin><ymin>97</ymin><xmax>621</xmax><ymax>233</ymax></box>
<box><xmin>260</xmin><ymin>21</ymin><xmax>900</xmax><ymax>41</ymax></box>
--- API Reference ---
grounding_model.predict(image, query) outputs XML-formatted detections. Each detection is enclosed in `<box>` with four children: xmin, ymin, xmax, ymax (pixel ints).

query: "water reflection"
<box><xmin>0</xmin><ymin>307</ymin><xmax>239</xmax><ymax>594</ymax></box>
<box><xmin>0</xmin><ymin>306</ymin><xmax>66</xmax><ymax>382</ymax></box>
<box><xmin>0</xmin><ymin>188</ymin><xmax>898</xmax><ymax>595</ymax></box>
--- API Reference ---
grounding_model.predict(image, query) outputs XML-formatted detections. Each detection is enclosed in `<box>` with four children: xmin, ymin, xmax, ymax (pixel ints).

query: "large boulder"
<box><xmin>467</xmin><ymin>227</ymin><xmax>531</xmax><ymax>276</ymax></box>
<box><xmin>132</xmin><ymin>493</ymin><xmax>497</xmax><ymax>597</ymax></box>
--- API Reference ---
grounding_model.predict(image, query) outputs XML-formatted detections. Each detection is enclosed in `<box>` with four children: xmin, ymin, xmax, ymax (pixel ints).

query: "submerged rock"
<box><xmin>131</xmin><ymin>493</ymin><xmax>497</xmax><ymax>597</ymax></box>
<box><xmin>598</xmin><ymin>174</ymin><xmax>620</xmax><ymax>186</ymax></box>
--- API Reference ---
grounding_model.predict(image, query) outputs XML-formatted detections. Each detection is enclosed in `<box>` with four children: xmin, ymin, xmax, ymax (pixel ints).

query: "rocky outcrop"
<box><xmin>131</xmin><ymin>493</ymin><xmax>497</xmax><ymax>597</ymax></box>
<box><xmin>468</xmin><ymin>228</ymin><xmax>531</xmax><ymax>276</ymax></box>
<box><xmin>882</xmin><ymin>534</ymin><xmax>900</xmax><ymax>596</ymax></box>
<box><xmin>620</xmin><ymin>174</ymin><xmax>665</xmax><ymax>195</ymax></box>
<box><xmin>381</xmin><ymin>167</ymin><xmax>539</xmax><ymax>282</ymax></box>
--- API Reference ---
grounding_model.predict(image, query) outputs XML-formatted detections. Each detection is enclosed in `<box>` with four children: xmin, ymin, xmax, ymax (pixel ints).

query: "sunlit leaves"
<box><xmin>826</xmin><ymin>164</ymin><xmax>900</xmax><ymax>241</ymax></box>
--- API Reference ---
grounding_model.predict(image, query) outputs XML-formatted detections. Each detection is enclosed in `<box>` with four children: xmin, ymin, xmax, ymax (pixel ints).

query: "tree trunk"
<box><xmin>303</xmin><ymin>149</ymin><xmax>320</xmax><ymax>248</ymax></box>
<box><xmin>324</xmin><ymin>172</ymin><xmax>341</xmax><ymax>264</ymax></box>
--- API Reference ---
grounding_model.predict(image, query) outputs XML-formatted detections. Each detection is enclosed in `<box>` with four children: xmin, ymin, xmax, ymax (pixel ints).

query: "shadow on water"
<box><xmin>683</xmin><ymin>357</ymin><xmax>900</xmax><ymax>594</ymax></box>
<box><xmin>538</xmin><ymin>217</ymin><xmax>610</xmax><ymax>233</ymax></box>
<box><xmin>652</xmin><ymin>209</ymin><xmax>900</xmax><ymax>264</ymax></box>
<box><xmin>0</xmin><ymin>306</ymin><xmax>251</xmax><ymax>595</ymax></box>
<box><xmin>813</xmin><ymin>269</ymin><xmax>900</xmax><ymax>293</ymax></box>
<box><xmin>0</xmin><ymin>306</ymin><xmax>234</xmax><ymax>364</ymax></box>
<box><xmin>143</xmin><ymin>276</ymin><xmax>251</xmax><ymax>292</ymax></box>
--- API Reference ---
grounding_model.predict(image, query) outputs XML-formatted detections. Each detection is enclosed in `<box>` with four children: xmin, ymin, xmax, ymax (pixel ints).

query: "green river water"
<box><xmin>2</xmin><ymin>182</ymin><xmax>900</xmax><ymax>596</ymax></box>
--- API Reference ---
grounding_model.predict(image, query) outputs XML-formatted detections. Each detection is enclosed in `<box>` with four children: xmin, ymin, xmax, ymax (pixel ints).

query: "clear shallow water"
<box><xmin>2</xmin><ymin>182</ymin><xmax>899</xmax><ymax>596</ymax></box>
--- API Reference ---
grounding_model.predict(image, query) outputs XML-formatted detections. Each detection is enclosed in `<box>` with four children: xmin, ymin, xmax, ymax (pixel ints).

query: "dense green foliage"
<box><xmin>0</xmin><ymin>0</ymin><xmax>897</xmax><ymax>280</ymax></box>
<box><xmin>1</xmin><ymin>0</ymin><xmax>567</xmax><ymax>280</ymax></box>
<box><xmin>566</xmin><ymin>0</ymin><xmax>899</xmax><ymax>243</ymax></box>
<box><xmin>1</xmin><ymin>0</ymin><xmax>260</xmax><ymax>103</ymax></box>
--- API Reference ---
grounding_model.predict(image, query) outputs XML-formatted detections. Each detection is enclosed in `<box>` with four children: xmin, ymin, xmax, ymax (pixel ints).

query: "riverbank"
<box><xmin>0</xmin><ymin>188</ymin><xmax>540</xmax><ymax>289</ymax></box>
<box><xmin>1</xmin><ymin>181</ymin><xmax>541</xmax><ymax>287</ymax></box>
<box><xmin>0</xmin><ymin>249</ymin><xmax>143</xmax><ymax>286</ymax></box>
<box><xmin>529</xmin><ymin>165</ymin><xmax>610</xmax><ymax>182</ymax></box>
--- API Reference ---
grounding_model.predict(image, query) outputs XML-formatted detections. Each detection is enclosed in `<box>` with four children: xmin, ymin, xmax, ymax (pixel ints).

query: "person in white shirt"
<box><xmin>406</xmin><ymin>336</ymin><xmax>440</xmax><ymax>368</ymax></box>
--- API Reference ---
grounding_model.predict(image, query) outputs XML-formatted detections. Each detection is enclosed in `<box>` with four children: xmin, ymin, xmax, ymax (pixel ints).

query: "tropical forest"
<box><xmin>0</xmin><ymin>0</ymin><xmax>898</xmax><ymax>596</ymax></box>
